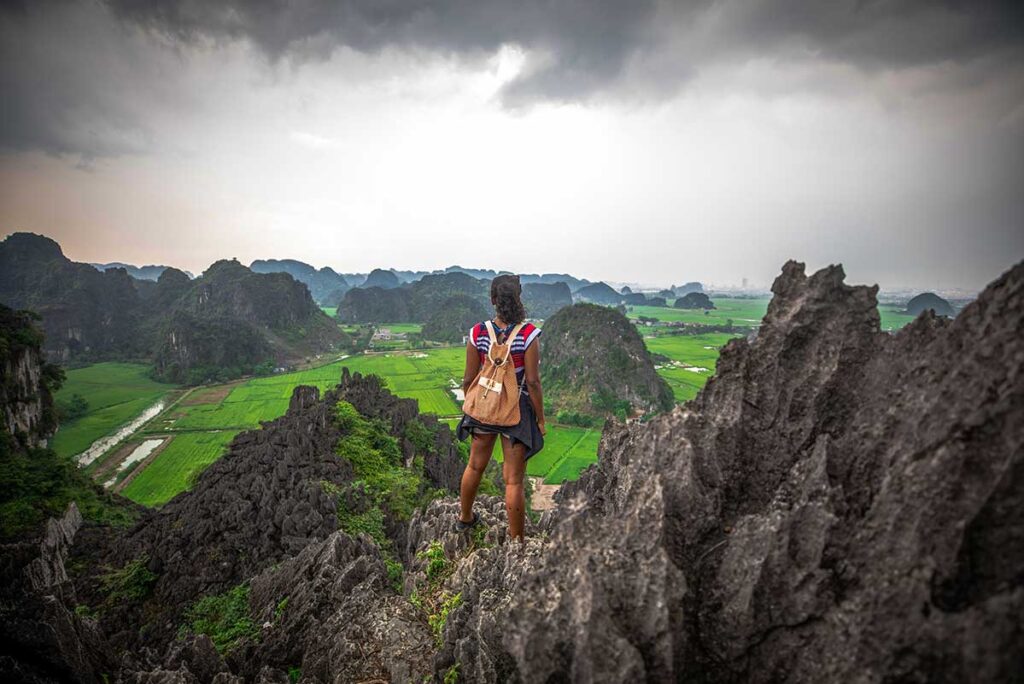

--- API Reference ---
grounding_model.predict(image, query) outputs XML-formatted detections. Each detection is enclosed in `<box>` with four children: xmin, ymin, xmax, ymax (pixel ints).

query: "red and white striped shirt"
<box><xmin>469</xmin><ymin>321</ymin><xmax>542</xmax><ymax>394</ymax></box>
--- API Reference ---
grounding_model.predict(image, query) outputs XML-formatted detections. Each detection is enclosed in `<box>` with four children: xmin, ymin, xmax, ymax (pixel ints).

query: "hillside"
<box><xmin>360</xmin><ymin>268</ymin><xmax>401</xmax><ymax>289</ymax></box>
<box><xmin>0</xmin><ymin>304</ymin><xmax>134</xmax><ymax>540</ymax></box>
<box><xmin>907</xmin><ymin>291</ymin><xmax>955</xmax><ymax>317</ymax></box>
<box><xmin>0</xmin><ymin>234</ymin><xmax>348</xmax><ymax>384</ymax></box>
<box><xmin>674</xmin><ymin>291</ymin><xmax>715</xmax><ymax>309</ymax></box>
<box><xmin>2</xmin><ymin>259</ymin><xmax>1018</xmax><ymax>682</ymax></box>
<box><xmin>541</xmin><ymin>303</ymin><xmax>674</xmax><ymax>421</ymax></box>
<box><xmin>521</xmin><ymin>282</ymin><xmax>572</xmax><ymax>319</ymax></box>
<box><xmin>249</xmin><ymin>258</ymin><xmax>350</xmax><ymax>305</ymax></box>
<box><xmin>674</xmin><ymin>281</ymin><xmax>704</xmax><ymax>295</ymax></box>
<box><xmin>573</xmin><ymin>281</ymin><xmax>622</xmax><ymax>305</ymax></box>
<box><xmin>153</xmin><ymin>260</ymin><xmax>347</xmax><ymax>383</ymax></box>
<box><xmin>337</xmin><ymin>272</ymin><xmax>491</xmax><ymax>338</ymax></box>
<box><xmin>92</xmin><ymin>263</ymin><xmax>194</xmax><ymax>281</ymax></box>
<box><xmin>0</xmin><ymin>233</ymin><xmax>149</xmax><ymax>362</ymax></box>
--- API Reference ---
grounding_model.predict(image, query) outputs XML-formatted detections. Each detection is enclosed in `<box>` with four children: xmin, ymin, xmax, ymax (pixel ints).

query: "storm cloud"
<box><xmin>106</xmin><ymin>0</ymin><xmax>1024</xmax><ymax>94</ymax></box>
<box><xmin>1</xmin><ymin>0</ymin><xmax>1022</xmax><ymax>291</ymax></box>
<box><xmin>3</xmin><ymin>0</ymin><xmax>1023</xmax><ymax>157</ymax></box>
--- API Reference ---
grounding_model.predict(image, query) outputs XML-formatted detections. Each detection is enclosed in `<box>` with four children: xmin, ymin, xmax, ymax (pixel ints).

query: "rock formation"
<box><xmin>907</xmin><ymin>291</ymin><xmax>955</xmax><ymax>317</ymax></box>
<box><xmin>673</xmin><ymin>281</ymin><xmax>704</xmax><ymax>295</ymax></box>
<box><xmin>445</xmin><ymin>259</ymin><xmax>1023</xmax><ymax>682</ymax></box>
<box><xmin>360</xmin><ymin>268</ymin><xmax>402</xmax><ymax>290</ymax></box>
<box><xmin>0</xmin><ymin>234</ymin><xmax>348</xmax><ymax>383</ymax></box>
<box><xmin>0</xmin><ymin>305</ymin><xmax>61</xmax><ymax>447</ymax></box>
<box><xmin>573</xmin><ymin>282</ymin><xmax>623</xmax><ymax>305</ymax></box>
<box><xmin>541</xmin><ymin>303</ymin><xmax>675</xmax><ymax>420</ymax></box>
<box><xmin>674</xmin><ymin>291</ymin><xmax>715</xmax><ymax>309</ymax></box>
<box><xmin>622</xmin><ymin>292</ymin><xmax>647</xmax><ymax>305</ymax></box>
<box><xmin>521</xmin><ymin>282</ymin><xmax>572</xmax><ymax>319</ymax></box>
<box><xmin>3</xmin><ymin>259</ymin><xmax>1021</xmax><ymax>683</ymax></box>
<box><xmin>249</xmin><ymin>259</ymin><xmax>350</xmax><ymax>306</ymax></box>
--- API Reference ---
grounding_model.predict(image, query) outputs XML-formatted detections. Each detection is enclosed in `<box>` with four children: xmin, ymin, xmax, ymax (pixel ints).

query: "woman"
<box><xmin>455</xmin><ymin>274</ymin><xmax>545</xmax><ymax>541</ymax></box>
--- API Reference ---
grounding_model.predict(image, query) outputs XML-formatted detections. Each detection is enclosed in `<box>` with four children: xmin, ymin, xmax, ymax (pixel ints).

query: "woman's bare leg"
<box><xmin>460</xmin><ymin>432</ymin><xmax>496</xmax><ymax>523</ymax></box>
<box><xmin>501</xmin><ymin>436</ymin><xmax>527</xmax><ymax>541</ymax></box>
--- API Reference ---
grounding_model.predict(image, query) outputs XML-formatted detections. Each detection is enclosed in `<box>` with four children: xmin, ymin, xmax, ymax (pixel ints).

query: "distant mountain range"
<box><xmin>249</xmin><ymin>258</ymin><xmax>350</xmax><ymax>305</ymax></box>
<box><xmin>91</xmin><ymin>262</ymin><xmax>196</xmax><ymax>281</ymax></box>
<box><xmin>0</xmin><ymin>233</ymin><xmax>347</xmax><ymax>383</ymax></box>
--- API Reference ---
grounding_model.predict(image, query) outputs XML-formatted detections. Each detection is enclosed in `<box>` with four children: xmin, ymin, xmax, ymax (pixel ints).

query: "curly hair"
<box><xmin>490</xmin><ymin>274</ymin><xmax>526</xmax><ymax>325</ymax></box>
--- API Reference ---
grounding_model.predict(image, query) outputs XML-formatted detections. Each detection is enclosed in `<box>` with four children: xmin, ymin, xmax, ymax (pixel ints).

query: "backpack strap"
<box><xmin>484</xmin><ymin>320</ymin><xmax>526</xmax><ymax>365</ymax></box>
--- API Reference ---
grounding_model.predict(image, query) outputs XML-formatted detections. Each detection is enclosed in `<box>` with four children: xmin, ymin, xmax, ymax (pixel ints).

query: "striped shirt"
<box><xmin>469</xmin><ymin>321</ymin><xmax>542</xmax><ymax>394</ymax></box>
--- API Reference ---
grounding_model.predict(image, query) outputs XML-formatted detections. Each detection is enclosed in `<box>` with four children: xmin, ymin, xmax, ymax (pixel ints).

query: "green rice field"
<box><xmin>628</xmin><ymin>298</ymin><xmax>770</xmax><ymax>327</ymax></box>
<box><xmin>490</xmin><ymin>424</ymin><xmax>603</xmax><ymax>483</ymax></box>
<box><xmin>646</xmin><ymin>333</ymin><xmax>742</xmax><ymax>402</ymax></box>
<box><xmin>51</xmin><ymin>363</ymin><xmax>178</xmax><ymax>458</ymax></box>
<box><xmin>121</xmin><ymin>431</ymin><xmax>239</xmax><ymax>507</ymax></box>
<box><xmin>66</xmin><ymin>299</ymin><xmax>923</xmax><ymax>508</ymax></box>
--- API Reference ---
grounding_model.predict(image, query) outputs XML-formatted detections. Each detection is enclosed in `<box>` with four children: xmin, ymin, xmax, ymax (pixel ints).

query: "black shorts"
<box><xmin>455</xmin><ymin>391</ymin><xmax>545</xmax><ymax>460</ymax></box>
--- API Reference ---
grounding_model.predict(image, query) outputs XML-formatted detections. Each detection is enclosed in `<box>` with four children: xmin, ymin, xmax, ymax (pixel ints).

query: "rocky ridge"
<box><xmin>3</xmin><ymin>259</ymin><xmax>1021</xmax><ymax>683</ymax></box>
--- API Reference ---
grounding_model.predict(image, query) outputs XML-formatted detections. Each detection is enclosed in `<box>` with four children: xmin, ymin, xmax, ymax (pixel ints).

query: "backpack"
<box><xmin>463</xmin><ymin>320</ymin><xmax>527</xmax><ymax>426</ymax></box>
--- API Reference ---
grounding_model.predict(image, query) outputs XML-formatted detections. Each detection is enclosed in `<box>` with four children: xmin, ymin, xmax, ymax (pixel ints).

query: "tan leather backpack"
<box><xmin>463</xmin><ymin>320</ymin><xmax>526</xmax><ymax>426</ymax></box>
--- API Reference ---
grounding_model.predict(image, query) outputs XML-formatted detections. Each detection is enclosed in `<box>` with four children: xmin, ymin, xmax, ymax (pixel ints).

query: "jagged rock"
<box><xmin>0</xmin><ymin>304</ymin><xmax>61</xmax><ymax>445</ymax></box>
<box><xmin>0</xmin><ymin>503</ymin><xmax>116</xmax><ymax>684</ymax></box>
<box><xmin>486</xmin><ymin>260</ymin><xmax>1023</xmax><ymax>682</ymax></box>
<box><xmin>404</xmin><ymin>498</ymin><xmax>545</xmax><ymax>682</ymax></box>
<box><xmin>247</xmin><ymin>529</ymin><xmax>434</xmax><ymax>683</ymax></box>
<box><xmin>9</xmin><ymin>258</ymin><xmax>1020</xmax><ymax>683</ymax></box>
<box><xmin>161</xmin><ymin>636</ymin><xmax>228</xmax><ymax>683</ymax></box>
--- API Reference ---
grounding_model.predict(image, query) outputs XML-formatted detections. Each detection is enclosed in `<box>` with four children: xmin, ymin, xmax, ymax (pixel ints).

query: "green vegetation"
<box><xmin>275</xmin><ymin>597</ymin><xmax>288</xmax><ymax>621</ymax></box>
<box><xmin>288</xmin><ymin>666</ymin><xmax>302</xmax><ymax>683</ymax></box>
<box><xmin>99</xmin><ymin>555</ymin><xmax>157</xmax><ymax>604</ymax></box>
<box><xmin>327</xmin><ymin>402</ymin><xmax>448</xmax><ymax>592</ymax></box>
<box><xmin>878</xmin><ymin>305</ymin><xmax>917</xmax><ymax>331</ymax></box>
<box><xmin>444</xmin><ymin>663</ymin><xmax>460</xmax><ymax>684</ymax></box>
<box><xmin>334</xmin><ymin>401</ymin><xmax>443</xmax><ymax>519</ymax></box>
<box><xmin>182</xmin><ymin>583</ymin><xmax>259</xmax><ymax>654</ymax></box>
<box><xmin>645</xmin><ymin>333</ymin><xmax>741</xmax><ymax>402</ymax></box>
<box><xmin>0</xmin><ymin>440</ymin><xmax>136</xmax><ymax>539</ymax></box>
<box><xmin>410</xmin><ymin>541</ymin><xmax>462</xmax><ymax>647</ymax></box>
<box><xmin>51</xmin><ymin>363</ymin><xmax>177</xmax><ymax>458</ymax></box>
<box><xmin>121</xmin><ymin>431</ymin><xmax>238</xmax><ymax>507</ymax></box>
<box><xmin>627</xmin><ymin>298</ymin><xmax>770</xmax><ymax>327</ymax></box>
<box><xmin>428</xmin><ymin>592</ymin><xmax>462</xmax><ymax>646</ymax></box>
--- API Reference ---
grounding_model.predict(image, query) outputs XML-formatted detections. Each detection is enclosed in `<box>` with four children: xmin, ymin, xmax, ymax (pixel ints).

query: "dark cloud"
<box><xmin>0</xmin><ymin>1</ymin><xmax>163</xmax><ymax>159</ymax></box>
<box><xmin>107</xmin><ymin>0</ymin><xmax>663</xmax><ymax>105</ymax></box>
<box><xmin>105</xmin><ymin>0</ymin><xmax>1023</xmax><ymax>102</ymax></box>
<box><xmin>2</xmin><ymin>0</ymin><xmax>1022</xmax><ymax>158</ymax></box>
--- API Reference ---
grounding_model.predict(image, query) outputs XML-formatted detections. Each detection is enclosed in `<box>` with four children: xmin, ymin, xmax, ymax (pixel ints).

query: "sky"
<box><xmin>1</xmin><ymin>1</ymin><xmax>1022</xmax><ymax>292</ymax></box>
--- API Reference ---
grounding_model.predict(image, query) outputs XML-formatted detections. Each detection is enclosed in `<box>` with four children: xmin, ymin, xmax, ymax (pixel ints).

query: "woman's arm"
<box><xmin>524</xmin><ymin>341</ymin><xmax>546</xmax><ymax>434</ymax></box>
<box><xmin>462</xmin><ymin>340</ymin><xmax>481</xmax><ymax>393</ymax></box>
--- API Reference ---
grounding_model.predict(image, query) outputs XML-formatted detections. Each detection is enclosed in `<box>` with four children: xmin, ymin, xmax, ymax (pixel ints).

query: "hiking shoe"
<box><xmin>454</xmin><ymin>512</ymin><xmax>480</xmax><ymax>532</ymax></box>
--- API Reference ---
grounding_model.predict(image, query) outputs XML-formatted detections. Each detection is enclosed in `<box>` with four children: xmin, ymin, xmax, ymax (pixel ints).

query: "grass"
<box><xmin>627</xmin><ymin>298</ymin><xmax>770</xmax><ymax>327</ymax></box>
<box><xmin>121</xmin><ymin>431</ymin><xmax>238</xmax><ymax>507</ymax></box>
<box><xmin>320</xmin><ymin>306</ymin><xmax>337</xmax><ymax>317</ymax></box>
<box><xmin>182</xmin><ymin>583</ymin><xmax>258</xmax><ymax>654</ymax></box>
<box><xmin>645</xmin><ymin>333</ymin><xmax>742</xmax><ymax>402</ymax></box>
<box><xmin>488</xmin><ymin>423</ymin><xmax>602</xmax><ymax>481</ymax></box>
<box><xmin>878</xmin><ymin>305</ymin><xmax>917</xmax><ymax>331</ymax></box>
<box><xmin>51</xmin><ymin>363</ymin><xmax>177</xmax><ymax>458</ymax></box>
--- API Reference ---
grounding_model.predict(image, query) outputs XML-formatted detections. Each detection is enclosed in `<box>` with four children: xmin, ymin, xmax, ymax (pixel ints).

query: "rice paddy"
<box><xmin>51</xmin><ymin>363</ymin><xmax>178</xmax><ymax>458</ymax></box>
<box><xmin>61</xmin><ymin>298</ymin><xmax>923</xmax><ymax>508</ymax></box>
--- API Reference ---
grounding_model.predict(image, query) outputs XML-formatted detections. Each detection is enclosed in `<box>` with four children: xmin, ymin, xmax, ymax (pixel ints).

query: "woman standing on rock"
<box><xmin>455</xmin><ymin>274</ymin><xmax>545</xmax><ymax>540</ymax></box>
